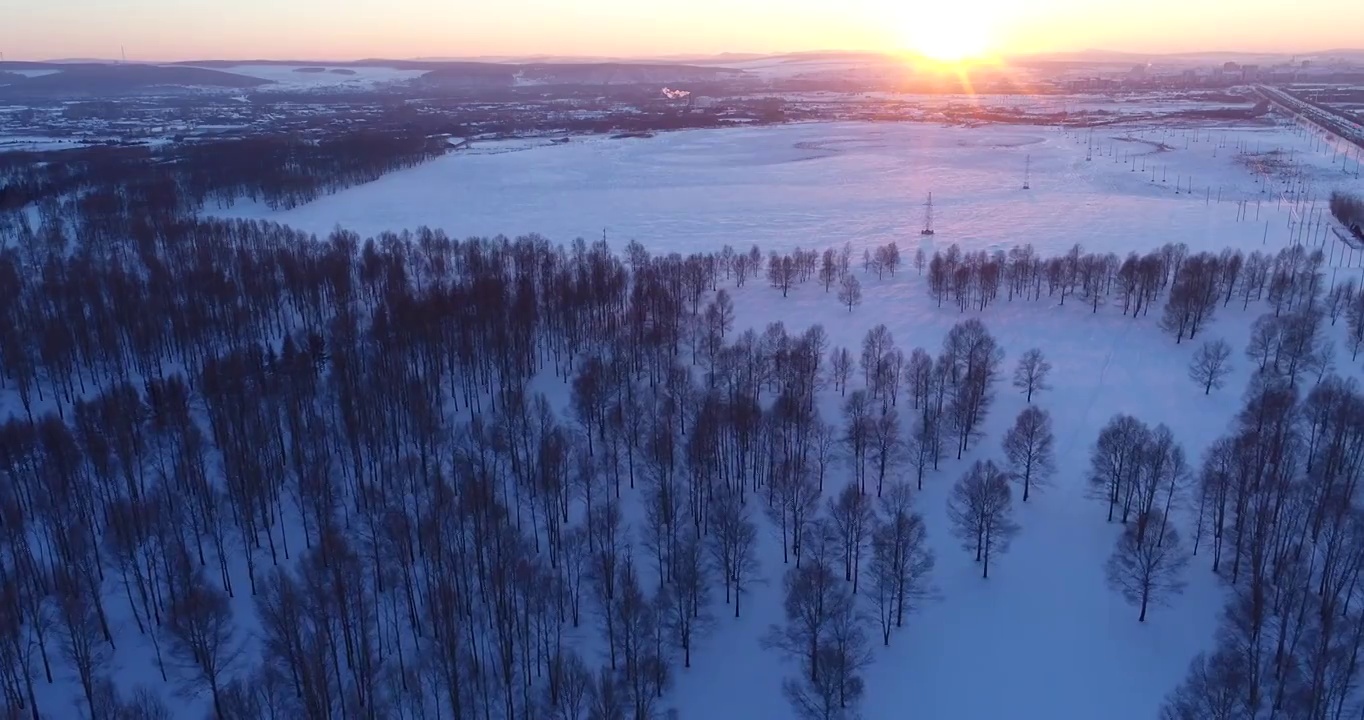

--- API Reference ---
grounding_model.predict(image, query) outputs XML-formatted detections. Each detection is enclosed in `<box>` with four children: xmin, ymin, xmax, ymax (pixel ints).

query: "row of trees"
<box><xmin>780</xmin><ymin>236</ymin><xmax>1359</xmax><ymax>376</ymax></box>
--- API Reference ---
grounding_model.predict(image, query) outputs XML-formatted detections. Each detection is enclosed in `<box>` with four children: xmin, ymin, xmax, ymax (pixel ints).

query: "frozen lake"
<box><xmin>227</xmin><ymin>119</ymin><xmax>1364</xmax><ymax>262</ymax></box>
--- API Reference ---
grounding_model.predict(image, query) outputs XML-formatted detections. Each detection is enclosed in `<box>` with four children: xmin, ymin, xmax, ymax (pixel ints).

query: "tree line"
<box><xmin>765</xmin><ymin>237</ymin><xmax>1362</xmax><ymax>365</ymax></box>
<box><xmin>0</xmin><ymin>131</ymin><xmax>445</xmax><ymax>218</ymax></box>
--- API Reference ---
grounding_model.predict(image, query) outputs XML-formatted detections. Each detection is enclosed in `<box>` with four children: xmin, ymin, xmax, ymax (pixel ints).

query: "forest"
<box><xmin>1</xmin><ymin>166</ymin><xmax>1363</xmax><ymax>720</ymax></box>
<box><xmin>0</xmin><ymin>131</ymin><xmax>446</xmax><ymax>215</ymax></box>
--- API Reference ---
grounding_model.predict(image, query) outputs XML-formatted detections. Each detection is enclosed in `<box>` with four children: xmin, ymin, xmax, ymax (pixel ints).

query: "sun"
<box><xmin>900</xmin><ymin>5</ymin><xmax>994</xmax><ymax>64</ymax></box>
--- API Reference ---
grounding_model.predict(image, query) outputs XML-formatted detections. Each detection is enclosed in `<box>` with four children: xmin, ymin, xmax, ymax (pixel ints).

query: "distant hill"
<box><xmin>171</xmin><ymin>59</ymin><xmax>363</xmax><ymax>68</ymax></box>
<box><xmin>40</xmin><ymin>58</ymin><xmax>122</xmax><ymax>64</ymax></box>
<box><xmin>1011</xmin><ymin>48</ymin><xmax>1364</xmax><ymax>64</ymax></box>
<box><xmin>413</xmin><ymin>62</ymin><xmax>518</xmax><ymax>87</ymax></box>
<box><xmin>0</xmin><ymin>58</ymin><xmax>751</xmax><ymax>98</ymax></box>
<box><xmin>518</xmin><ymin>62</ymin><xmax>745</xmax><ymax>85</ymax></box>
<box><xmin>0</xmin><ymin>64</ymin><xmax>269</xmax><ymax>98</ymax></box>
<box><xmin>418</xmin><ymin>61</ymin><xmax>747</xmax><ymax>88</ymax></box>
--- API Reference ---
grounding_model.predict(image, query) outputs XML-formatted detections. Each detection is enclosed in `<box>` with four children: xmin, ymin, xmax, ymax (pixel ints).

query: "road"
<box><xmin>1256</xmin><ymin>84</ymin><xmax>1364</xmax><ymax>151</ymax></box>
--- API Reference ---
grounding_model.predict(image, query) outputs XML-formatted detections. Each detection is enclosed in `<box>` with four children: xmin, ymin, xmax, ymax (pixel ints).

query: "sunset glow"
<box><xmin>899</xmin><ymin>5</ymin><xmax>995</xmax><ymax>63</ymax></box>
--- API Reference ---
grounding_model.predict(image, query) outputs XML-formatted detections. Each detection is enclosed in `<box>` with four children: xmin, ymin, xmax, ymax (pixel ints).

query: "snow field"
<box><xmin>223</xmin><ymin>118</ymin><xmax>1364</xmax><ymax>269</ymax></box>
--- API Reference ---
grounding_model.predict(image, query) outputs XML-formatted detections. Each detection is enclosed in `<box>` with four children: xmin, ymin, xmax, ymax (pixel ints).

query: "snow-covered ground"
<box><xmin>0</xmin><ymin>135</ymin><xmax>104</xmax><ymax>151</ymax></box>
<box><xmin>210</xmin><ymin>116</ymin><xmax>1364</xmax><ymax>720</ymax></box>
<box><xmin>224</xmin><ymin>119</ymin><xmax>1364</xmax><ymax>263</ymax></box>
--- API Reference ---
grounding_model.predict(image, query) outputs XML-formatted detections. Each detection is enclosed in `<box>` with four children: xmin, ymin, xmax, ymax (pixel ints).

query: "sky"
<box><xmin>3</xmin><ymin>0</ymin><xmax>1361</xmax><ymax>62</ymax></box>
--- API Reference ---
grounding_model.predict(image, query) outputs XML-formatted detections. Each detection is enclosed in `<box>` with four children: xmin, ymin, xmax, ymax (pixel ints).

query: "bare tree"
<box><xmin>1347</xmin><ymin>288</ymin><xmax>1364</xmax><ymax>360</ymax></box>
<box><xmin>708</xmin><ymin>487</ymin><xmax>760</xmax><ymax>618</ymax></box>
<box><xmin>587</xmin><ymin>666</ymin><xmax>626</xmax><ymax>720</ymax></box>
<box><xmin>842</xmin><ymin>391</ymin><xmax>873</xmax><ymax>495</ymax></box>
<box><xmin>1001</xmin><ymin>406</ymin><xmax>1055</xmax><ymax>502</ymax></box>
<box><xmin>1089</xmin><ymin>415</ymin><xmax>1150</xmax><ymax>523</ymax></box>
<box><xmin>1105</xmin><ymin>517</ymin><xmax>1189</xmax><ymax>621</ymax></box>
<box><xmin>768</xmin><ymin>253</ymin><xmax>798</xmax><ymax>297</ymax></box>
<box><xmin>53</xmin><ymin>577</ymin><xmax>109</xmax><ymax>719</ymax></box>
<box><xmin>862</xmin><ymin>325</ymin><xmax>894</xmax><ymax>392</ymax></box>
<box><xmin>1188</xmin><ymin>339</ymin><xmax>1233</xmax><ymax>395</ymax></box>
<box><xmin>867</xmin><ymin>409</ymin><xmax>904</xmax><ymax>497</ymax></box>
<box><xmin>768</xmin><ymin>534</ymin><xmax>871</xmax><ymax>720</ymax></box>
<box><xmin>763</xmin><ymin>525</ymin><xmax>839</xmax><ymax>684</ymax></box>
<box><xmin>117</xmin><ymin>686</ymin><xmax>176</xmax><ymax>720</ymax></box>
<box><xmin>819</xmin><ymin>249</ymin><xmax>839</xmax><ymax>292</ymax></box>
<box><xmin>609</xmin><ymin>556</ymin><xmax>669</xmax><ymax>720</ymax></box>
<box><xmin>1274</xmin><ymin>310</ymin><xmax>1327</xmax><ymax>386</ymax></box>
<box><xmin>907</xmin><ymin>416</ymin><xmax>940</xmax><ymax>491</ymax></box>
<box><xmin>665</xmin><ymin>524</ymin><xmax>710</xmax><ymax>668</ymax></box>
<box><xmin>946</xmin><ymin>461</ymin><xmax>1018</xmax><ymax>579</ymax></box>
<box><xmin>551</xmin><ymin>650</ymin><xmax>593</xmax><ymax>720</ymax></box>
<box><xmin>768</xmin><ymin>461</ymin><xmax>808</xmax><ymax>566</ymax></box>
<box><xmin>1011</xmin><ymin>348</ymin><xmax>1052</xmax><ymax>403</ymax></box>
<box><xmin>811</xmin><ymin>421</ymin><xmax>840</xmax><ymax>492</ymax></box>
<box><xmin>837</xmin><ymin>275</ymin><xmax>862</xmax><ymax>313</ymax></box>
<box><xmin>1159</xmin><ymin>649</ymin><xmax>1249</xmax><ymax>720</ymax></box>
<box><xmin>1324</xmin><ymin>278</ymin><xmax>1354</xmax><ymax>325</ymax></box>
<box><xmin>165</xmin><ymin>572</ymin><xmax>243</xmax><ymax>718</ymax></box>
<box><xmin>1160</xmin><ymin>253</ymin><xmax>1221</xmax><ymax>343</ymax></box>
<box><xmin>828</xmin><ymin>483</ymin><xmax>875</xmax><ymax>592</ymax></box>
<box><xmin>1244</xmin><ymin>314</ymin><xmax>1281</xmax><ymax>372</ymax></box>
<box><xmin>829</xmin><ymin>347</ymin><xmax>853</xmax><ymax>397</ymax></box>
<box><xmin>878</xmin><ymin>242</ymin><xmax>901</xmax><ymax>276</ymax></box>
<box><xmin>859</xmin><ymin>325</ymin><xmax>895</xmax><ymax>400</ymax></box>
<box><xmin>941</xmin><ymin>319</ymin><xmax>1003</xmax><ymax>459</ymax></box>
<box><xmin>867</xmin><ymin>482</ymin><xmax>934</xmax><ymax>645</ymax></box>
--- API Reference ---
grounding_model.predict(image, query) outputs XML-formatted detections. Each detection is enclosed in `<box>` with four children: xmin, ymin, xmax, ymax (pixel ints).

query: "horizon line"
<box><xmin>6</xmin><ymin>46</ymin><xmax>1364</xmax><ymax>66</ymax></box>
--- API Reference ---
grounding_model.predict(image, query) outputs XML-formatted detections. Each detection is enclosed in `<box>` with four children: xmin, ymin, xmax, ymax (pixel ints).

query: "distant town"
<box><xmin>1</xmin><ymin>51</ymin><xmax>1361</xmax><ymax>154</ymax></box>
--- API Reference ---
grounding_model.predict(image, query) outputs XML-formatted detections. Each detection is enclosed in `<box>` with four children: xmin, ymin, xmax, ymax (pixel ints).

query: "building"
<box><xmin>1065</xmin><ymin>77</ymin><xmax>1119</xmax><ymax>92</ymax></box>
